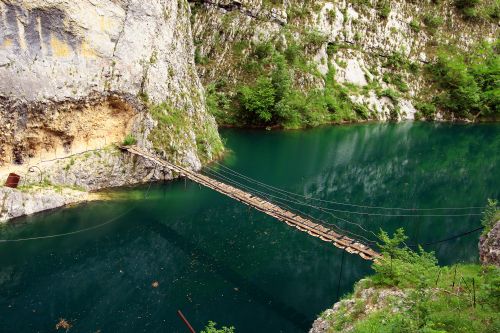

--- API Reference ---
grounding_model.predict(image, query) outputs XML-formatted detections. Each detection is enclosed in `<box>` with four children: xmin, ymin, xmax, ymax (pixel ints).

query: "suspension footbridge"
<box><xmin>120</xmin><ymin>145</ymin><xmax>382</xmax><ymax>261</ymax></box>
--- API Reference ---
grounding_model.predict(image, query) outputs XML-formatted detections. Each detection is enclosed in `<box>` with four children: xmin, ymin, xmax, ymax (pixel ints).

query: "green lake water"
<box><xmin>0</xmin><ymin>122</ymin><xmax>499</xmax><ymax>332</ymax></box>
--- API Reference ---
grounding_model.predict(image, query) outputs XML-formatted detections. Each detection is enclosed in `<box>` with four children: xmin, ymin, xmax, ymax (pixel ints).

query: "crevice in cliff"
<box><xmin>189</xmin><ymin>0</ymin><xmax>286</xmax><ymax>26</ymax></box>
<box><xmin>109</xmin><ymin>0</ymin><xmax>132</xmax><ymax>86</ymax></box>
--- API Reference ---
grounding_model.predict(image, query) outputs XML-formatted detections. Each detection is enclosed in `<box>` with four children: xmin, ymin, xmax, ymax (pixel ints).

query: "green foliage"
<box><xmin>122</xmin><ymin>134</ymin><xmax>137</xmax><ymax>146</ymax></box>
<box><xmin>206</xmin><ymin>82</ymin><xmax>234</xmax><ymax>125</ymax></box>
<box><xmin>409</xmin><ymin>19</ymin><xmax>421</xmax><ymax>33</ymax></box>
<box><xmin>377</xmin><ymin>1</ymin><xmax>391</xmax><ymax>19</ymax></box>
<box><xmin>303</xmin><ymin>29</ymin><xmax>328</xmax><ymax>48</ymax></box>
<box><xmin>415</xmin><ymin>101</ymin><xmax>437</xmax><ymax>120</ymax></box>
<box><xmin>283</xmin><ymin>42</ymin><xmax>302</xmax><ymax>65</ymax></box>
<box><xmin>383</xmin><ymin>51</ymin><xmax>408</xmax><ymax>70</ymax></box>
<box><xmin>286</xmin><ymin>4</ymin><xmax>311</xmax><ymax>20</ymax></box>
<box><xmin>383</xmin><ymin>72</ymin><xmax>409</xmax><ymax>92</ymax></box>
<box><xmin>201</xmin><ymin>321</ymin><xmax>235</xmax><ymax>333</ymax></box>
<box><xmin>238</xmin><ymin>76</ymin><xmax>276</xmax><ymax>124</ymax></box>
<box><xmin>252</xmin><ymin>41</ymin><xmax>274</xmax><ymax>60</ymax></box>
<box><xmin>232</xmin><ymin>44</ymin><xmax>361</xmax><ymax>128</ymax></box>
<box><xmin>422</xmin><ymin>13</ymin><xmax>443</xmax><ymax>31</ymax></box>
<box><xmin>324</xmin><ymin>228</ymin><xmax>500</xmax><ymax>333</ymax></box>
<box><xmin>326</xmin><ymin>42</ymin><xmax>339</xmax><ymax>56</ymax></box>
<box><xmin>373</xmin><ymin>228</ymin><xmax>439</xmax><ymax>288</ymax></box>
<box><xmin>454</xmin><ymin>0</ymin><xmax>481</xmax><ymax>19</ymax></box>
<box><xmin>426</xmin><ymin>41</ymin><xmax>499</xmax><ymax>118</ymax></box>
<box><xmin>378</xmin><ymin>88</ymin><xmax>400</xmax><ymax>102</ymax></box>
<box><xmin>195</xmin><ymin>47</ymin><xmax>208</xmax><ymax>65</ymax></box>
<box><xmin>347</xmin><ymin>264</ymin><xmax>500</xmax><ymax>333</ymax></box>
<box><xmin>326</xmin><ymin>9</ymin><xmax>336</xmax><ymax>22</ymax></box>
<box><xmin>481</xmin><ymin>198</ymin><xmax>499</xmax><ymax>234</ymax></box>
<box><xmin>147</xmin><ymin>102</ymin><xmax>190</xmax><ymax>157</ymax></box>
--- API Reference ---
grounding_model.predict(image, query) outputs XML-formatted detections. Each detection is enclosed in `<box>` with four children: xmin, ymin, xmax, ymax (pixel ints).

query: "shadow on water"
<box><xmin>150</xmin><ymin>220</ymin><xmax>311</xmax><ymax>330</ymax></box>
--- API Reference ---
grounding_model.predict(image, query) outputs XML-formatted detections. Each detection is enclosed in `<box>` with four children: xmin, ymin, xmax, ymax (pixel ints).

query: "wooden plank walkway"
<box><xmin>121</xmin><ymin>145</ymin><xmax>381</xmax><ymax>261</ymax></box>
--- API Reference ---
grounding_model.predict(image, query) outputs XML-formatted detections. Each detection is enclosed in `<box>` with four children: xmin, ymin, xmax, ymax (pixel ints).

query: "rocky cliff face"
<box><xmin>0</xmin><ymin>0</ymin><xmax>223</xmax><ymax>216</ymax></box>
<box><xmin>479</xmin><ymin>220</ymin><xmax>500</xmax><ymax>266</ymax></box>
<box><xmin>191</xmin><ymin>0</ymin><xmax>497</xmax><ymax>123</ymax></box>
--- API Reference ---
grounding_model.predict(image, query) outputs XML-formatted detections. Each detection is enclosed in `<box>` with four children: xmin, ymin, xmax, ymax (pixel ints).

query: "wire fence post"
<box><xmin>472</xmin><ymin>278</ymin><xmax>476</xmax><ymax>308</ymax></box>
<box><xmin>452</xmin><ymin>265</ymin><xmax>457</xmax><ymax>288</ymax></box>
<box><xmin>435</xmin><ymin>268</ymin><xmax>442</xmax><ymax>287</ymax></box>
<box><xmin>336</xmin><ymin>249</ymin><xmax>346</xmax><ymax>302</ymax></box>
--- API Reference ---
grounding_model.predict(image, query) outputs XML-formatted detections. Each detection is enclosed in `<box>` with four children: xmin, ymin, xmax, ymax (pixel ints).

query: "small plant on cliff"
<box><xmin>481</xmin><ymin>198</ymin><xmax>499</xmax><ymax>235</ymax></box>
<box><xmin>409</xmin><ymin>19</ymin><xmax>421</xmax><ymax>33</ymax></box>
<box><xmin>377</xmin><ymin>1</ymin><xmax>391</xmax><ymax>19</ymax></box>
<box><xmin>123</xmin><ymin>134</ymin><xmax>137</xmax><ymax>146</ymax></box>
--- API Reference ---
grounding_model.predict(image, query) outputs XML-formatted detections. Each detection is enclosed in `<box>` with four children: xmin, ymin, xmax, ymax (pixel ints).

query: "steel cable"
<box><xmin>212</xmin><ymin>161</ymin><xmax>485</xmax><ymax>212</ymax></box>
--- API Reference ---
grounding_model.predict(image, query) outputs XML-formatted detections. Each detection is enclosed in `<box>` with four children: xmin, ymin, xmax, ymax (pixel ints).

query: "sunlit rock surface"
<box><xmin>479</xmin><ymin>220</ymin><xmax>500</xmax><ymax>266</ymax></box>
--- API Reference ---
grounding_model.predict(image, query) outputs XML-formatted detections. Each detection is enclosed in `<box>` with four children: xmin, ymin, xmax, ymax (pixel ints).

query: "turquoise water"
<box><xmin>0</xmin><ymin>122</ymin><xmax>498</xmax><ymax>332</ymax></box>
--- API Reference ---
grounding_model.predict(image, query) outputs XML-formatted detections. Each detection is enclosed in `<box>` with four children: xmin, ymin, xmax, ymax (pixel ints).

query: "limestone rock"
<box><xmin>0</xmin><ymin>0</ymin><xmax>222</xmax><ymax>199</ymax></box>
<box><xmin>479</xmin><ymin>220</ymin><xmax>500</xmax><ymax>266</ymax></box>
<box><xmin>0</xmin><ymin>186</ymin><xmax>92</xmax><ymax>222</ymax></box>
<box><xmin>192</xmin><ymin>0</ymin><xmax>498</xmax><ymax>121</ymax></box>
<box><xmin>309</xmin><ymin>285</ymin><xmax>408</xmax><ymax>333</ymax></box>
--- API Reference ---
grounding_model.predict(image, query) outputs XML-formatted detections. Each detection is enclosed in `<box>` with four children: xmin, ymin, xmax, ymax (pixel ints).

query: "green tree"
<box><xmin>481</xmin><ymin>198</ymin><xmax>499</xmax><ymax>234</ymax></box>
<box><xmin>238</xmin><ymin>77</ymin><xmax>276</xmax><ymax>124</ymax></box>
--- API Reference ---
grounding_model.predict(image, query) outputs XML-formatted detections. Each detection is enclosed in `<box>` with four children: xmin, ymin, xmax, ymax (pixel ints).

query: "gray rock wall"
<box><xmin>0</xmin><ymin>0</ymin><xmax>222</xmax><ymax>192</ymax></box>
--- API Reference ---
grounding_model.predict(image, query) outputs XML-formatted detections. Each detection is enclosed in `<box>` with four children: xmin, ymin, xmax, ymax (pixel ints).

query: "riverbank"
<box><xmin>310</xmin><ymin>263</ymin><xmax>499</xmax><ymax>333</ymax></box>
<box><xmin>310</xmin><ymin>219</ymin><xmax>500</xmax><ymax>333</ymax></box>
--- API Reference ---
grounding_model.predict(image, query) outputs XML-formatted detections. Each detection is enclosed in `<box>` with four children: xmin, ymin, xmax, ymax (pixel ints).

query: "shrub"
<box><xmin>206</xmin><ymin>83</ymin><xmax>234</xmax><ymax>125</ymax></box>
<box><xmin>329</xmin><ymin>226</ymin><xmax>500</xmax><ymax>333</ymax></box>
<box><xmin>326</xmin><ymin>9</ymin><xmax>336</xmax><ymax>22</ymax></box>
<box><xmin>284</xmin><ymin>43</ymin><xmax>302</xmax><ymax>65</ymax></box>
<box><xmin>238</xmin><ymin>76</ymin><xmax>276</xmax><ymax>123</ymax></box>
<box><xmin>383</xmin><ymin>51</ymin><xmax>407</xmax><ymax>70</ymax></box>
<box><xmin>454</xmin><ymin>0</ymin><xmax>481</xmax><ymax>18</ymax></box>
<box><xmin>201</xmin><ymin>321</ymin><xmax>235</xmax><ymax>333</ymax></box>
<box><xmin>326</xmin><ymin>42</ymin><xmax>339</xmax><ymax>56</ymax></box>
<box><xmin>372</xmin><ymin>228</ymin><xmax>439</xmax><ymax>288</ymax></box>
<box><xmin>426</xmin><ymin>42</ymin><xmax>499</xmax><ymax>118</ymax></box>
<box><xmin>422</xmin><ymin>14</ymin><xmax>443</xmax><ymax>30</ymax></box>
<box><xmin>415</xmin><ymin>102</ymin><xmax>437</xmax><ymax>120</ymax></box>
<box><xmin>123</xmin><ymin>134</ymin><xmax>137</xmax><ymax>146</ymax></box>
<box><xmin>378</xmin><ymin>88</ymin><xmax>399</xmax><ymax>102</ymax></box>
<box><xmin>303</xmin><ymin>29</ymin><xmax>328</xmax><ymax>48</ymax></box>
<box><xmin>409</xmin><ymin>19</ymin><xmax>420</xmax><ymax>32</ymax></box>
<box><xmin>377</xmin><ymin>1</ymin><xmax>391</xmax><ymax>19</ymax></box>
<box><xmin>252</xmin><ymin>41</ymin><xmax>273</xmax><ymax>60</ymax></box>
<box><xmin>481</xmin><ymin>199</ymin><xmax>499</xmax><ymax>235</ymax></box>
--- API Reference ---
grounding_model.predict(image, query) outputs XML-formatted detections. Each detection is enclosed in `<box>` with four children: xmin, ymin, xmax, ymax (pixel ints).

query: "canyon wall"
<box><xmin>191</xmin><ymin>0</ymin><xmax>497</xmax><ymax>123</ymax></box>
<box><xmin>0</xmin><ymin>0</ymin><xmax>223</xmax><ymax>196</ymax></box>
